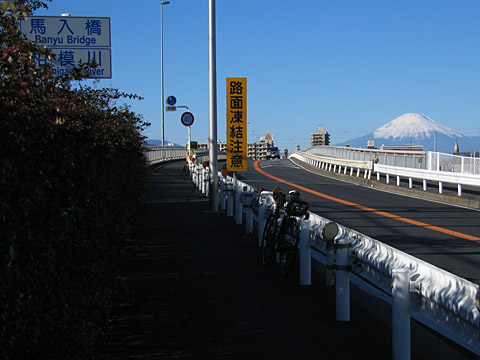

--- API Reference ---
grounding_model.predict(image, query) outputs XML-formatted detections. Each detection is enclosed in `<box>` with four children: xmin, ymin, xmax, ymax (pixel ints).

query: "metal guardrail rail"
<box><xmin>145</xmin><ymin>146</ymin><xmax>187</xmax><ymax>165</ymax></box>
<box><xmin>290</xmin><ymin>150</ymin><xmax>480</xmax><ymax>197</ymax></box>
<box><xmin>186</xmin><ymin>159</ymin><xmax>480</xmax><ymax>359</ymax></box>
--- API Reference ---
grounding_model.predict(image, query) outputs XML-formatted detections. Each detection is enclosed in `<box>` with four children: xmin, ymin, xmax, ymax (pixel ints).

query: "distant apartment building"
<box><xmin>197</xmin><ymin>131</ymin><xmax>276</xmax><ymax>160</ymax></box>
<box><xmin>310</xmin><ymin>125</ymin><xmax>330</xmax><ymax>147</ymax></box>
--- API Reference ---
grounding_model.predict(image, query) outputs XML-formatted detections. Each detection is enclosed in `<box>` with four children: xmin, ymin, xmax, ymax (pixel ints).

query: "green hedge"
<box><xmin>1</xmin><ymin>1</ymin><xmax>149</xmax><ymax>358</ymax></box>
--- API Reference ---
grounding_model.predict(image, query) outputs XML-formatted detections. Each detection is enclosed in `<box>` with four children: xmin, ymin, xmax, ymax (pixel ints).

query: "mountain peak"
<box><xmin>372</xmin><ymin>113</ymin><xmax>464</xmax><ymax>141</ymax></box>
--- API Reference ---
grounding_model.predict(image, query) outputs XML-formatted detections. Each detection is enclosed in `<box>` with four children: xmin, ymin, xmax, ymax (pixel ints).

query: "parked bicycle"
<box><xmin>261</xmin><ymin>187</ymin><xmax>309</xmax><ymax>277</ymax></box>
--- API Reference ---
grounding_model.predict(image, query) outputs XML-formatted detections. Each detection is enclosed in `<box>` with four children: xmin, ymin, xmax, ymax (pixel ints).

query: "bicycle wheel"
<box><xmin>261</xmin><ymin>214</ymin><xmax>277</xmax><ymax>266</ymax></box>
<box><xmin>280</xmin><ymin>218</ymin><xmax>299</xmax><ymax>277</ymax></box>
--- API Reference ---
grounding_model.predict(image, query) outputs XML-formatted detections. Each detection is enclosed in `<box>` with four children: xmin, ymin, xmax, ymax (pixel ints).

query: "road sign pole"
<box><xmin>209</xmin><ymin>0</ymin><xmax>219</xmax><ymax>211</ymax></box>
<box><xmin>160</xmin><ymin>1</ymin><xmax>170</xmax><ymax>146</ymax></box>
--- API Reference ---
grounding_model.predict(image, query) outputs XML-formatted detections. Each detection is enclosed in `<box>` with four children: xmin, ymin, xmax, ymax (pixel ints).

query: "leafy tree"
<box><xmin>1</xmin><ymin>1</ymin><xmax>150</xmax><ymax>358</ymax></box>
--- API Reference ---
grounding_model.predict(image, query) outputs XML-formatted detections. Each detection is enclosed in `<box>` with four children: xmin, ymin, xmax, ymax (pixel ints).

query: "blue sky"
<box><xmin>35</xmin><ymin>0</ymin><xmax>480</xmax><ymax>152</ymax></box>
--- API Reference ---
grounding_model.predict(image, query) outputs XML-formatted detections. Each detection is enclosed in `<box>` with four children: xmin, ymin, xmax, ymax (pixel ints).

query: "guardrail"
<box><xmin>307</xmin><ymin>145</ymin><xmax>480</xmax><ymax>175</ymax></box>
<box><xmin>187</xmin><ymin>159</ymin><xmax>480</xmax><ymax>359</ymax></box>
<box><xmin>290</xmin><ymin>150</ymin><xmax>480</xmax><ymax>197</ymax></box>
<box><xmin>145</xmin><ymin>146</ymin><xmax>187</xmax><ymax>165</ymax></box>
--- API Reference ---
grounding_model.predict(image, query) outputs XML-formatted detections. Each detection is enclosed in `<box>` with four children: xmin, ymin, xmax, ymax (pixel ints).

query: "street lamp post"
<box><xmin>160</xmin><ymin>0</ymin><xmax>170</xmax><ymax>146</ymax></box>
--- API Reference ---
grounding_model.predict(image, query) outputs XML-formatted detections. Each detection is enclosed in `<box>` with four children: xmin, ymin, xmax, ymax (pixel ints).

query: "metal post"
<box><xmin>235</xmin><ymin>184</ymin><xmax>243</xmax><ymax>225</ymax></box>
<box><xmin>299</xmin><ymin>218</ymin><xmax>311</xmax><ymax>286</ymax></box>
<box><xmin>325</xmin><ymin>238</ymin><xmax>335</xmax><ymax>287</ymax></box>
<box><xmin>160</xmin><ymin>1</ymin><xmax>170</xmax><ymax>146</ymax></box>
<box><xmin>258</xmin><ymin>199</ymin><xmax>266</xmax><ymax>247</ymax></box>
<box><xmin>204</xmin><ymin>167</ymin><xmax>210</xmax><ymax>197</ymax></box>
<box><xmin>335</xmin><ymin>238</ymin><xmax>351</xmax><ymax>322</ymax></box>
<box><xmin>392</xmin><ymin>268</ymin><xmax>411</xmax><ymax>360</ymax></box>
<box><xmin>243</xmin><ymin>188</ymin><xmax>253</xmax><ymax>234</ymax></box>
<box><xmin>208</xmin><ymin>0</ymin><xmax>219</xmax><ymax>211</ymax></box>
<box><xmin>226</xmin><ymin>182</ymin><xmax>234</xmax><ymax>217</ymax></box>
<box><xmin>219</xmin><ymin>178</ymin><xmax>226</xmax><ymax>210</ymax></box>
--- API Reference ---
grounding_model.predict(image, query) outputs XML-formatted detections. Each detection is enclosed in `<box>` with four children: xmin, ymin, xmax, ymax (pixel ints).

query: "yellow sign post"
<box><xmin>226</xmin><ymin>77</ymin><xmax>247</xmax><ymax>171</ymax></box>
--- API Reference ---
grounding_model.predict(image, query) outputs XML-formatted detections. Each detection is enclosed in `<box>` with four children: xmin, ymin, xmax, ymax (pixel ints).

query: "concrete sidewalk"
<box><xmin>103</xmin><ymin>160</ymin><xmax>471</xmax><ymax>359</ymax></box>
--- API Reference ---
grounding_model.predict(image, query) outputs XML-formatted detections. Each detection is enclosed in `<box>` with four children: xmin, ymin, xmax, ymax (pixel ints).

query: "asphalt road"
<box><xmin>237</xmin><ymin>159</ymin><xmax>480</xmax><ymax>284</ymax></box>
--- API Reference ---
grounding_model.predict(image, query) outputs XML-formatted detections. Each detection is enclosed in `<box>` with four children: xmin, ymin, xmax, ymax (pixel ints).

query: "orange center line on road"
<box><xmin>254</xmin><ymin>160</ymin><xmax>480</xmax><ymax>243</ymax></box>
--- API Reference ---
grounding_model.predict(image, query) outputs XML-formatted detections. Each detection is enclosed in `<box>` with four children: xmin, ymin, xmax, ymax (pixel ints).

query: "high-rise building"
<box><xmin>311</xmin><ymin>125</ymin><xmax>330</xmax><ymax>146</ymax></box>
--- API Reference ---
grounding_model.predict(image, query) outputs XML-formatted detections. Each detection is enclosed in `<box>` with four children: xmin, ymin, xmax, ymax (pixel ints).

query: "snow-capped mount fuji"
<box><xmin>372</xmin><ymin>113</ymin><xmax>464</xmax><ymax>141</ymax></box>
<box><xmin>338</xmin><ymin>113</ymin><xmax>478</xmax><ymax>153</ymax></box>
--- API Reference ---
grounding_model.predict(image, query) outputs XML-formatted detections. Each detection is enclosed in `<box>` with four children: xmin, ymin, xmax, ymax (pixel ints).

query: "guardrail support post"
<box><xmin>243</xmin><ymin>187</ymin><xmax>253</xmax><ymax>234</ymax></box>
<box><xmin>226</xmin><ymin>182</ymin><xmax>234</xmax><ymax>217</ymax></box>
<box><xmin>299</xmin><ymin>218</ymin><xmax>311</xmax><ymax>286</ymax></box>
<box><xmin>326</xmin><ymin>237</ymin><xmax>335</xmax><ymax>287</ymax></box>
<box><xmin>392</xmin><ymin>268</ymin><xmax>411</xmax><ymax>360</ymax></box>
<box><xmin>201</xmin><ymin>168</ymin><xmax>206</xmax><ymax>193</ymax></box>
<box><xmin>198</xmin><ymin>167</ymin><xmax>203</xmax><ymax>189</ymax></box>
<box><xmin>219</xmin><ymin>178</ymin><xmax>226</xmax><ymax>210</ymax></box>
<box><xmin>258</xmin><ymin>199</ymin><xmax>266</xmax><ymax>247</ymax></box>
<box><xmin>423</xmin><ymin>179</ymin><xmax>427</xmax><ymax>191</ymax></box>
<box><xmin>439</xmin><ymin>181</ymin><xmax>443</xmax><ymax>194</ymax></box>
<box><xmin>235</xmin><ymin>184</ymin><xmax>243</xmax><ymax>225</ymax></box>
<box><xmin>335</xmin><ymin>238</ymin><xmax>351</xmax><ymax>322</ymax></box>
<box><xmin>397</xmin><ymin>175</ymin><xmax>400</xmax><ymax>186</ymax></box>
<box><xmin>408</xmin><ymin>177</ymin><xmax>413</xmax><ymax>189</ymax></box>
<box><xmin>458</xmin><ymin>184</ymin><xmax>462</xmax><ymax>196</ymax></box>
<box><xmin>204</xmin><ymin>167</ymin><xmax>210</xmax><ymax>197</ymax></box>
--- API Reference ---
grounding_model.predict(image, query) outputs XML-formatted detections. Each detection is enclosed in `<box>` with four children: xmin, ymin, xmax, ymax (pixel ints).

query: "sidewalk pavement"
<box><xmin>103</xmin><ymin>160</ymin><xmax>471</xmax><ymax>359</ymax></box>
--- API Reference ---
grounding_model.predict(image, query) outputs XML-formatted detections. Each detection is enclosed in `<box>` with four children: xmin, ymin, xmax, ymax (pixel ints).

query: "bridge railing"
<box><xmin>290</xmin><ymin>150</ymin><xmax>480</xmax><ymax>198</ymax></box>
<box><xmin>145</xmin><ymin>146</ymin><xmax>187</xmax><ymax>165</ymax></box>
<box><xmin>187</xmin><ymin>159</ymin><xmax>480</xmax><ymax>358</ymax></box>
<box><xmin>307</xmin><ymin>145</ymin><xmax>480</xmax><ymax>175</ymax></box>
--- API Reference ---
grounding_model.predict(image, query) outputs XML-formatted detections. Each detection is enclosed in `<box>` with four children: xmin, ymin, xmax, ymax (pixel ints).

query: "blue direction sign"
<box><xmin>20</xmin><ymin>16</ymin><xmax>111</xmax><ymax>47</ymax></box>
<box><xmin>166</xmin><ymin>96</ymin><xmax>177</xmax><ymax>106</ymax></box>
<box><xmin>20</xmin><ymin>16</ymin><xmax>112</xmax><ymax>79</ymax></box>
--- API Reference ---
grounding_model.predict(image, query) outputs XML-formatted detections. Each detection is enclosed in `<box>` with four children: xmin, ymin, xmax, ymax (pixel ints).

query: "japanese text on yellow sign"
<box><xmin>226</xmin><ymin>77</ymin><xmax>247</xmax><ymax>171</ymax></box>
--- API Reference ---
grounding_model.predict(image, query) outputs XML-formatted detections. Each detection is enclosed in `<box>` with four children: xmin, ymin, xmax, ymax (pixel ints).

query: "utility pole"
<box><xmin>208</xmin><ymin>0</ymin><xmax>219</xmax><ymax>211</ymax></box>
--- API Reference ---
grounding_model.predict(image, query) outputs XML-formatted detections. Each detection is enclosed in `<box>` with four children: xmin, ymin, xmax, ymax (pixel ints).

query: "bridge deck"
<box><xmin>103</xmin><ymin>160</ymin><xmax>469</xmax><ymax>359</ymax></box>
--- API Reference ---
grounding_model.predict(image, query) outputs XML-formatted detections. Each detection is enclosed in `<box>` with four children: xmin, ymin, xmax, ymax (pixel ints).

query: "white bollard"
<box><xmin>335</xmin><ymin>238</ymin><xmax>351</xmax><ymax>322</ymax></box>
<box><xmin>201</xmin><ymin>168</ymin><xmax>206</xmax><ymax>194</ymax></box>
<box><xmin>299</xmin><ymin>218</ymin><xmax>311</xmax><ymax>286</ymax></box>
<box><xmin>198</xmin><ymin>168</ymin><xmax>203</xmax><ymax>189</ymax></box>
<box><xmin>243</xmin><ymin>189</ymin><xmax>253</xmax><ymax>234</ymax></box>
<box><xmin>204</xmin><ymin>168</ymin><xmax>210</xmax><ymax>197</ymax></box>
<box><xmin>235</xmin><ymin>185</ymin><xmax>243</xmax><ymax>225</ymax></box>
<box><xmin>325</xmin><ymin>238</ymin><xmax>335</xmax><ymax>287</ymax></box>
<box><xmin>226</xmin><ymin>183</ymin><xmax>234</xmax><ymax>217</ymax></box>
<box><xmin>219</xmin><ymin>179</ymin><xmax>226</xmax><ymax>211</ymax></box>
<box><xmin>258</xmin><ymin>200</ymin><xmax>266</xmax><ymax>247</ymax></box>
<box><xmin>392</xmin><ymin>268</ymin><xmax>411</xmax><ymax>360</ymax></box>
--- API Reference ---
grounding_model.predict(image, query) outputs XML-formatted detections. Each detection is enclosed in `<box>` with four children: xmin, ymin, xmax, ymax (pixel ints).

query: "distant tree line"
<box><xmin>1</xmin><ymin>1</ymin><xmax>149</xmax><ymax>358</ymax></box>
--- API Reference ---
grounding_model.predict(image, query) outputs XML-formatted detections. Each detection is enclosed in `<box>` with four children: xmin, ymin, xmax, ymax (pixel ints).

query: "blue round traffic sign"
<box><xmin>166</xmin><ymin>95</ymin><xmax>177</xmax><ymax>106</ymax></box>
